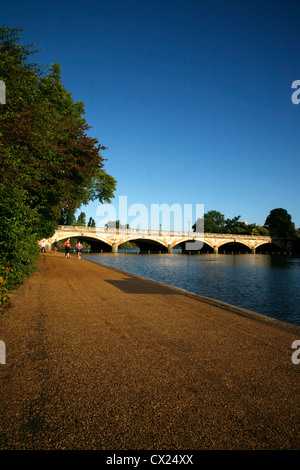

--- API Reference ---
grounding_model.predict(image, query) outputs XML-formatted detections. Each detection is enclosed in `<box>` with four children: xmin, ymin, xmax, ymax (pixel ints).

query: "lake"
<box><xmin>85</xmin><ymin>252</ymin><xmax>300</xmax><ymax>326</ymax></box>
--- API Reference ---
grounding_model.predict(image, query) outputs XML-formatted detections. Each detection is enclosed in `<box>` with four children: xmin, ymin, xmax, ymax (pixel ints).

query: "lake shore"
<box><xmin>0</xmin><ymin>252</ymin><xmax>300</xmax><ymax>450</ymax></box>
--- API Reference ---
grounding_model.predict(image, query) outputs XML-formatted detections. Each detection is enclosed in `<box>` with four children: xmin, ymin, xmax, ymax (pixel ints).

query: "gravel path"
<box><xmin>0</xmin><ymin>252</ymin><xmax>299</xmax><ymax>450</ymax></box>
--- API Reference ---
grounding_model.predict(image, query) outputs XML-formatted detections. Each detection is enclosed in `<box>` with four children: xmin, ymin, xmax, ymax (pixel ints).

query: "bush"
<box><xmin>0</xmin><ymin>185</ymin><xmax>39</xmax><ymax>306</ymax></box>
<box><xmin>0</xmin><ymin>267</ymin><xmax>12</xmax><ymax>308</ymax></box>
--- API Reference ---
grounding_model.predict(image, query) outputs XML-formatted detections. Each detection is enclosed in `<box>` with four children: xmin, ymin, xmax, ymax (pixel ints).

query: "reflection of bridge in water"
<box><xmin>45</xmin><ymin>226</ymin><xmax>290</xmax><ymax>254</ymax></box>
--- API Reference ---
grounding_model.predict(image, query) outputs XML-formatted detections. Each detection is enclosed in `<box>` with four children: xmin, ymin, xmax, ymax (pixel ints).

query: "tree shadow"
<box><xmin>104</xmin><ymin>277</ymin><xmax>180</xmax><ymax>295</ymax></box>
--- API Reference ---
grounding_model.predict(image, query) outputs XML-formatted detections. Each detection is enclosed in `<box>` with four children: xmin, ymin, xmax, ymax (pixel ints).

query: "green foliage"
<box><xmin>193</xmin><ymin>208</ymin><xmax>297</xmax><ymax>237</ymax></box>
<box><xmin>193</xmin><ymin>211</ymin><xmax>270</xmax><ymax>235</ymax></box>
<box><xmin>0</xmin><ymin>184</ymin><xmax>39</xmax><ymax>293</ymax></box>
<box><xmin>105</xmin><ymin>220</ymin><xmax>130</xmax><ymax>229</ymax></box>
<box><xmin>264</xmin><ymin>208</ymin><xmax>296</xmax><ymax>238</ymax></box>
<box><xmin>0</xmin><ymin>267</ymin><xmax>12</xmax><ymax>308</ymax></box>
<box><xmin>58</xmin><ymin>208</ymin><xmax>76</xmax><ymax>226</ymax></box>
<box><xmin>203</xmin><ymin>211</ymin><xmax>226</xmax><ymax>233</ymax></box>
<box><xmin>76</xmin><ymin>211</ymin><xmax>86</xmax><ymax>226</ymax></box>
<box><xmin>250</xmin><ymin>225</ymin><xmax>269</xmax><ymax>236</ymax></box>
<box><xmin>119</xmin><ymin>241</ymin><xmax>138</xmax><ymax>248</ymax></box>
<box><xmin>87</xmin><ymin>217</ymin><xmax>96</xmax><ymax>227</ymax></box>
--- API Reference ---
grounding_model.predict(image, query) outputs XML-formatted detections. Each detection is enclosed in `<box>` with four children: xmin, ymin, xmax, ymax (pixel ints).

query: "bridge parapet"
<box><xmin>55</xmin><ymin>226</ymin><xmax>273</xmax><ymax>240</ymax></box>
<box><xmin>57</xmin><ymin>225</ymin><xmax>196</xmax><ymax>237</ymax></box>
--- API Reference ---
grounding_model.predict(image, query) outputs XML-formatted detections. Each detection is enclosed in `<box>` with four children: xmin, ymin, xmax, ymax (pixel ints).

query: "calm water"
<box><xmin>86</xmin><ymin>252</ymin><xmax>300</xmax><ymax>326</ymax></box>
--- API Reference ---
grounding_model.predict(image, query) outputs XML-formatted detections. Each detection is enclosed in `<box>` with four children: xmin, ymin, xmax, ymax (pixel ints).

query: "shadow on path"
<box><xmin>104</xmin><ymin>277</ymin><xmax>180</xmax><ymax>295</ymax></box>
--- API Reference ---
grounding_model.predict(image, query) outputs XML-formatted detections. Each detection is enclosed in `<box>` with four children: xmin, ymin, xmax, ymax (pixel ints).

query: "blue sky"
<box><xmin>2</xmin><ymin>0</ymin><xmax>300</xmax><ymax>229</ymax></box>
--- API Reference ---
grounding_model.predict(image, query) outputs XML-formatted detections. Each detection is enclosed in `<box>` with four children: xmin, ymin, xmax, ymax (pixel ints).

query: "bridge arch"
<box><xmin>255</xmin><ymin>241</ymin><xmax>284</xmax><ymax>253</ymax></box>
<box><xmin>121</xmin><ymin>236</ymin><xmax>169</xmax><ymax>253</ymax></box>
<box><xmin>49</xmin><ymin>232</ymin><xmax>112</xmax><ymax>252</ymax></box>
<box><xmin>218</xmin><ymin>241</ymin><xmax>252</xmax><ymax>254</ymax></box>
<box><xmin>169</xmin><ymin>237</ymin><xmax>212</xmax><ymax>251</ymax></box>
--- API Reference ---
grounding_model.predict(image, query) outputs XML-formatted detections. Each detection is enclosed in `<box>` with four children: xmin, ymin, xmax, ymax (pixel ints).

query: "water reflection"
<box><xmin>87</xmin><ymin>253</ymin><xmax>300</xmax><ymax>326</ymax></box>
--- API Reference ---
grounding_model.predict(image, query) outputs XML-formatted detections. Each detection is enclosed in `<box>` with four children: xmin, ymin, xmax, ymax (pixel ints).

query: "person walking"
<box><xmin>64</xmin><ymin>239</ymin><xmax>71</xmax><ymax>259</ymax></box>
<box><xmin>76</xmin><ymin>241</ymin><xmax>83</xmax><ymax>259</ymax></box>
<box><xmin>53</xmin><ymin>239</ymin><xmax>59</xmax><ymax>254</ymax></box>
<box><xmin>40</xmin><ymin>239</ymin><xmax>46</xmax><ymax>253</ymax></box>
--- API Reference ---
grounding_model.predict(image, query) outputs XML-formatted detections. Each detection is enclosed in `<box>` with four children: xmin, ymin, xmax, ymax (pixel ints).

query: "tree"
<box><xmin>88</xmin><ymin>217</ymin><xmax>96</xmax><ymax>227</ymax></box>
<box><xmin>76</xmin><ymin>212</ymin><xmax>86</xmax><ymax>226</ymax></box>
<box><xmin>264</xmin><ymin>208</ymin><xmax>296</xmax><ymax>238</ymax></box>
<box><xmin>224</xmin><ymin>216</ymin><xmax>254</xmax><ymax>234</ymax></box>
<box><xmin>0</xmin><ymin>185</ymin><xmax>40</xmax><ymax>290</ymax></box>
<box><xmin>193</xmin><ymin>210</ymin><xmax>226</xmax><ymax>233</ymax></box>
<box><xmin>58</xmin><ymin>208</ymin><xmax>76</xmax><ymax>226</ymax></box>
<box><xmin>250</xmin><ymin>225</ymin><xmax>269</xmax><ymax>236</ymax></box>
<box><xmin>105</xmin><ymin>220</ymin><xmax>129</xmax><ymax>229</ymax></box>
<box><xmin>0</xmin><ymin>26</ymin><xmax>116</xmax><ymax>300</ymax></box>
<box><xmin>192</xmin><ymin>210</ymin><xmax>271</xmax><ymax>235</ymax></box>
<box><xmin>0</xmin><ymin>27</ymin><xmax>117</xmax><ymax>238</ymax></box>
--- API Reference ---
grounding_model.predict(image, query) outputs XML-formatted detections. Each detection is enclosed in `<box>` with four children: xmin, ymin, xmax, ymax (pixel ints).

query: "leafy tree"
<box><xmin>250</xmin><ymin>225</ymin><xmax>269</xmax><ymax>236</ymax></box>
<box><xmin>0</xmin><ymin>184</ymin><xmax>39</xmax><ymax>291</ymax></box>
<box><xmin>58</xmin><ymin>208</ymin><xmax>77</xmax><ymax>226</ymax></box>
<box><xmin>0</xmin><ymin>26</ymin><xmax>116</xmax><ymax>237</ymax></box>
<box><xmin>193</xmin><ymin>210</ymin><xmax>270</xmax><ymax>235</ymax></box>
<box><xmin>76</xmin><ymin>212</ymin><xmax>86</xmax><ymax>226</ymax></box>
<box><xmin>193</xmin><ymin>210</ymin><xmax>225</xmax><ymax>233</ymax></box>
<box><xmin>264</xmin><ymin>208</ymin><xmax>296</xmax><ymax>238</ymax></box>
<box><xmin>224</xmin><ymin>216</ymin><xmax>254</xmax><ymax>234</ymax></box>
<box><xmin>88</xmin><ymin>217</ymin><xmax>96</xmax><ymax>227</ymax></box>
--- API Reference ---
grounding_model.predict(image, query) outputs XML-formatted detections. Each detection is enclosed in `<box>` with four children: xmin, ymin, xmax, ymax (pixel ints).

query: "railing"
<box><xmin>57</xmin><ymin>226</ymin><xmax>272</xmax><ymax>240</ymax></box>
<box><xmin>58</xmin><ymin>226</ymin><xmax>193</xmax><ymax>236</ymax></box>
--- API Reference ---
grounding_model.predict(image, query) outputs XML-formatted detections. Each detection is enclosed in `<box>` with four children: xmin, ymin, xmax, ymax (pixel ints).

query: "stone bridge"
<box><xmin>44</xmin><ymin>226</ymin><xmax>289</xmax><ymax>254</ymax></box>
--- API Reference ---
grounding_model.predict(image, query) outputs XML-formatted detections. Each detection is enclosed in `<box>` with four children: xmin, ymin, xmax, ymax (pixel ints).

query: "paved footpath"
<box><xmin>0</xmin><ymin>253</ymin><xmax>299</xmax><ymax>450</ymax></box>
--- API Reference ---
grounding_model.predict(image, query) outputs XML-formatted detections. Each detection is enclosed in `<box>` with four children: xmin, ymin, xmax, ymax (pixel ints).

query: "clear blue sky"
<box><xmin>2</xmin><ymin>0</ymin><xmax>300</xmax><ymax>229</ymax></box>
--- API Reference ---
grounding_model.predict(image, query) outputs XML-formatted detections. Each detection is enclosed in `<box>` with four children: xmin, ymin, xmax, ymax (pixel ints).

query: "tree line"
<box><xmin>193</xmin><ymin>208</ymin><xmax>298</xmax><ymax>238</ymax></box>
<box><xmin>0</xmin><ymin>26</ymin><xmax>116</xmax><ymax>305</ymax></box>
<box><xmin>58</xmin><ymin>209</ymin><xmax>96</xmax><ymax>227</ymax></box>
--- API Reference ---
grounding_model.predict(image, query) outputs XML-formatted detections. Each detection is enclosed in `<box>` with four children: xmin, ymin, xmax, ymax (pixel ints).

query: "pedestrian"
<box><xmin>64</xmin><ymin>238</ymin><xmax>71</xmax><ymax>259</ymax></box>
<box><xmin>76</xmin><ymin>241</ymin><xmax>83</xmax><ymax>259</ymax></box>
<box><xmin>53</xmin><ymin>239</ymin><xmax>59</xmax><ymax>254</ymax></box>
<box><xmin>40</xmin><ymin>239</ymin><xmax>46</xmax><ymax>253</ymax></box>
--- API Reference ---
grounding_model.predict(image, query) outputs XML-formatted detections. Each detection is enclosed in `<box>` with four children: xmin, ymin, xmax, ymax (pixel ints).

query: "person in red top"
<box><xmin>64</xmin><ymin>238</ymin><xmax>71</xmax><ymax>259</ymax></box>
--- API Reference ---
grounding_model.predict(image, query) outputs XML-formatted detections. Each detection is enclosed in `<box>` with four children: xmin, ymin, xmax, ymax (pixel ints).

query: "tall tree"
<box><xmin>88</xmin><ymin>217</ymin><xmax>96</xmax><ymax>227</ymax></box>
<box><xmin>193</xmin><ymin>210</ymin><xmax>226</xmax><ymax>233</ymax></box>
<box><xmin>0</xmin><ymin>27</ymin><xmax>116</xmax><ymax>238</ymax></box>
<box><xmin>76</xmin><ymin>212</ymin><xmax>86</xmax><ymax>226</ymax></box>
<box><xmin>58</xmin><ymin>208</ymin><xmax>76</xmax><ymax>226</ymax></box>
<box><xmin>264</xmin><ymin>208</ymin><xmax>296</xmax><ymax>238</ymax></box>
